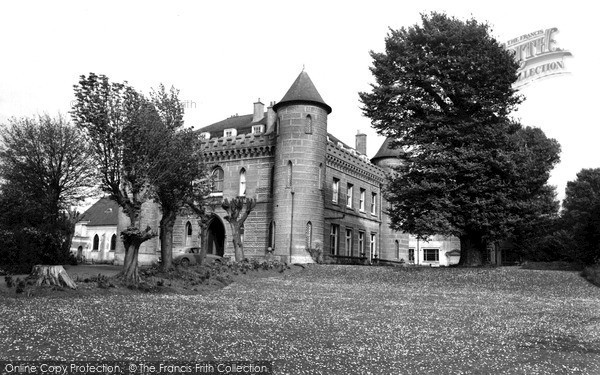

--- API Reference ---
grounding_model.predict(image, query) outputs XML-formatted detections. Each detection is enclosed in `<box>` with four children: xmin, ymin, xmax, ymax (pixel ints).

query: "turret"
<box><xmin>272</xmin><ymin>71</ymin><xmax>331</xmax><ymax>263</ymax></box>
<box><xmin>371</xmin><ymin>137</ymin><xmax>403</xmax><ymax>172</ymax></box>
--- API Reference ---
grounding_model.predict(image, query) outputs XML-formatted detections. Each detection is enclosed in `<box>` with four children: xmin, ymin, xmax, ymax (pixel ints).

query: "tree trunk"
<box><xmin>198</xmin><ymin>215</ymin><xmax>210</xmax><ymax>256</ymax></box>
<box><xmin>30</xmin><ymin>265</ymin><xmax>77</xmax><ymax>289</ymax></box>
<box><xmin>229</xmin><ymin>223</ymin><xmax>244</xmax><ymax>261</ymax></box>
<box><xmin>160</xmin><ymin>211</ymin><xmax>177</xmax><ymax>271</ymax></box>
<box><xmin>121</xmin><ymin>242</ymin><xmax>141</xmax><ymax>284</ymax></box>
<box><xmin>119</xmin><ymin>225</ymin><xmax>156</xmax><ymax>284</ymax></box>
<box><xmin>458</xmin><ymin>233</ymin><xmax>485</xmax><ymax>266</ymax></box>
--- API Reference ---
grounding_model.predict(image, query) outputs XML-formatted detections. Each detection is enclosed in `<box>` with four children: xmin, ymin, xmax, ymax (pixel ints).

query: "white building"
<box><xmin>408</xmin><ymin>235</ymin><xmax>461</xmax><ymax>267</ymax></box>
<box><xmin>71</xmin><ymin>197</ymin><xmax>118</xmax><ymax>263</ymax></box>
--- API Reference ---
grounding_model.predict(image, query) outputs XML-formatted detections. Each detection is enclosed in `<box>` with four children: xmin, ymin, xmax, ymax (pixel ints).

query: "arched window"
<box><xmin>268</xmin><ymin>221</ymin><xmax>276</xmax><ymax>249</ymax></box>
<box><xmin>92</xmin><ymin>234</ymin><xmax>99</xmax><ymax>251</ymax></box>
<box><xmin>269</xmin><ymin>166</ymin><xmax>275</xmax><ymax>197</ymax></box>
<box><xmin>110</xmin><ymin>234</ymin><xmax>117</xmax><ymax>251</ymax></box>
<box><xmin>287</xmin><ymin>161</ymin><xmax>293</xmax><ymax>188</ymax></box>
<box><xmin>239</xmin><ymin>168</ymin><xmax>247</xmax><ymax>196</ymax></box>
<box><xmin>318</xmin><ymin>163</ymin><xmax>323</xmax><ymax>190</ymax></box>
<box><xmin>212</xmin><ymin>167</ymin><xmax>224</xmax><ymax>194</ymax></box>
<box><xmin>306</xmin><ymin>222</ymin><xmax>313</xmax><ymax>249</ymax></box>
<box><xmin>305</xmin><ymin>115</ymin><xmax>313</xmax><ymax>134</ymax></box>
<box><xmin>185</xmin><ymin>221</ymin><xmax>192</xmax><ymax>246</ymax></box>
<box><xmin>395</xmin><ymin>240</ymin><xmax>400</xmax><ymax>259</ymax></box>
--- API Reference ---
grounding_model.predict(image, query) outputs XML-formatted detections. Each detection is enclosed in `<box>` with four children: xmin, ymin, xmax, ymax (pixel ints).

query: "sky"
<box><xmin>0</xmin><ymin>0</ymin><xmax>597</xmax><ymax>204</ymax></box>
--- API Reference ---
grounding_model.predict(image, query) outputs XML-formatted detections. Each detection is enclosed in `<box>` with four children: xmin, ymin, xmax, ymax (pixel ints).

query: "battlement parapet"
<box><xmin>201</xmin><ymin>132</ymin><xmax>276</xmax><ymax>162</ymax></box>
<box><xmin>327</xmin><ymin>140</ymin><xmax>385</xmax><ymax>183</ymax></box>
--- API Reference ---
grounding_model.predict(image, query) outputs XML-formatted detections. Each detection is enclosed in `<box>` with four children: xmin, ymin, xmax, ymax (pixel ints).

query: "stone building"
<box><xmin>115</xmin><ymin>71</ymin><xmax>412</xmax><ymax>264</ymax></box>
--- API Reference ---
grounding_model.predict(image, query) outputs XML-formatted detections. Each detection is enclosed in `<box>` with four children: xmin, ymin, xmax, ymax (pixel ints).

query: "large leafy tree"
<box><xmin>360</xmin><ymin>12</ymin><xmax>560</xmax><ymax>265</ymax></box>
<box><xmin>561</xmin><ymin>168</ymin><xmax>600</xmax><ymax>264</ymax></box>
<box><xmin>0</xmin><ymin>114</ymin><xmax>95</xmax><ymax>270</ymax></box>
<box><xmin>72</xmin><ymin>73</ymin><xmax>169</xmax><ymax>283</ymax></box>
<box><xmin>150</xmin><ymin>84</ymin><xmax>210</xmax><ymax>270</ymax></box>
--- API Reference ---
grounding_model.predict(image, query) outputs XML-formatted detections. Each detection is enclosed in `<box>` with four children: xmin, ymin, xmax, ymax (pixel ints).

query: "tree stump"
<box><xmin>30</xmin><ymin>265</ymin><xmax>77</xmax><ymax>289</ymax></box>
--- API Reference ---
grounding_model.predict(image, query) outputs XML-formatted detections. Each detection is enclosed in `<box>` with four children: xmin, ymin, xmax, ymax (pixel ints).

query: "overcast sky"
<box><xmin>0</xmin><ymin>0</ymin><xmax>596</xmax><ymax>203</ymax></box>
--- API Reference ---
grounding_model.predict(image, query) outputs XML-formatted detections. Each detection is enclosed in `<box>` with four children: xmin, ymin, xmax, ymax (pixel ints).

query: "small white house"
<box><xmin>408</xmin><ymin>235</ymin><xmax>461</xmax><ymax>267</ymax></box>
<box><xmin>71</xmin><ymin>198</ymin><xmax>118</xmax><ymax>263</ymax></box>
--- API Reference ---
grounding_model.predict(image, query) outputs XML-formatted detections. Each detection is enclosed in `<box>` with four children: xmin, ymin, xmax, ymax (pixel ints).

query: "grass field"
<box><xmin>1</xmin><ymin>265</ymin><xmax>599</xmax><ymax>374</ymax></box>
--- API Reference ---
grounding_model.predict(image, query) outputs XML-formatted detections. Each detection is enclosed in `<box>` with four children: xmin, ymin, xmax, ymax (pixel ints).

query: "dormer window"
<box><xmin>252</xmin><ymin>125</ymin><xmax>264</xmax><ymax>134</ymax></box>
<box><xmin>224</xmin><ymin>128</ymin><xmax>237</xmax><ymax>138</ymax></box>
<box><xmin>200</xmin><ymin>132</ymin><xmax>211</xmax><ymax>140</ymax></box>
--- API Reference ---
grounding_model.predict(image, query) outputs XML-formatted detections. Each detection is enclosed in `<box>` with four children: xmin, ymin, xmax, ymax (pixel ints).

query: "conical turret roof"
<box><xmin>273</xmin><ymin>71</ymin><xmax>332</xmax><ymax>114</ymax></box>
<box><xmin>371</xmin><ymin>137</ymin><xmax>403</xmax><ymax>164</ymax></box>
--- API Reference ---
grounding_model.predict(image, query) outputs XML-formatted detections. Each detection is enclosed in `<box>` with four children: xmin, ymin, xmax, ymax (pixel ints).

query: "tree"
<box><xmin>0</xmin><ymin>114</ymin><xmax>95</xmax><ymax>270</ymax></box>
<box><xmin>152</xmin><ymin>88</ymin><xmax>210</xmax><ymax>269</ymax></box>
<box><xmin>359</xmin><ymin>12</ymin><xmax>560</xmax><ymax>265</ymax></box>
<box><xmin>222</xmin><ymin>197</ymin><xmax>256</xmax><ymax>261</ymax></box>
<box><xmin>0</xmin><ymin>114</ymin><xmax>96</xmax><ymax>225</ymax></box>
<box><xmin>561</xmin><ymin>168</ymin><xmax>600</xmax><ymax>264</ymax></box>
<box><xmin>72</xmin><ymin>73</ymin><xmax>169</xmax><ymax>283</ymax></box>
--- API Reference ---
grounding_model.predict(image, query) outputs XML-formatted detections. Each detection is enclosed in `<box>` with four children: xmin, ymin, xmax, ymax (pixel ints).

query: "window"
<box><xmin>395</xmin><ymin>240</ymin><xmax>400</xmax><ymax>259</ymax></box>
<box><xmin>110</xmin><ymin>234</ymin><xmax>117</xmax><ymax>251</ymax></box>
<box><xmin>424</xmin><ymin>248</ymin><xmax>439</xmax><ymax>262</ymax></box>
<box><xmin>185</xmin><ymin>221</ymin><xmax>192</xmax><ymax>246</ymax></box>
<box><xmin>224</xmin><ymin>128</ymin><xmax>237</xmax><ymax>138</ymax></box>
<box><xmin>92</xmin><ymin>234</ymin><xmax>99</xmax><ymax>251</ymax></box>
<box><xmin>370</xmin><ymin>233</ymin><xmax>377</xmax><ymax>259</ymax></box>
<box><xmin>212</xmin><ymin>167</ymin><xmax>224</xmax><ymax>194</ymax></box>
<box><xmin>330</xmin><ymin>224</ymin><xmax>339</xmax><ymax>255</ymax></box>
<box><xmin>409</xmin><ymin>248</ymin><xmax>415</xmax><ymax>263</ymax></box>
<box><xmin>239</xmin><ymin>168</ymin><xmax>246</xmax><ymax>197</ymax></box>
<box><xmin>346</xmin><ymin>184</ymin><xmax>353</xmax><ymax>208</ymax></box>
<box><xmin>371</xmin><ymin>193</ymin><xmax>377</xmax><ymax>215</ymax></box>
<box><xmin>200</xmin><ymin>132</ymin><xmax>211</xmax><ymax>140</ymax></box>
<box><xmin>275</xmin><ymin>117</ymin><xmax>280</xmax><ymax>135</ymax></box>
<box><xmin>240</xmin><ymin>224</ymin><xmax>245</xmax><ymax>246</ymax></box>
<box><xmin>306</xmin><ymin>222</ymin><xmax>313</xmax><ymax>249</ymax></box>
<box><xmin>359</xmin><ymin>189</ymin><xmax>366</xmax><ymax>212</ymax></box>
<box><xmin>270</xmin><ymin>166</ymin><xmax>275</xmax><ymax>197</ymax></box>
<box><xmin>252</xmin><ymin>125</ymin><xmax>264</xmax><ymax>134</ymax></box>
<box><xmin>345</xmin><ymin>229</ymin><xmax>353</xmax><ymax>256</ymax></box>
<box><xmin>287</xmin><ymin>161</ymin><xmax>293</xmax><ymax>188</ymax></box>
<box><xmin>318</xmin><ymin>163</ymin><xmax>323</xmax><ymax>190</ymax></box>
<box><xmin>332</xmin><ymin>178</ymin><xmax>340</xmax><ymax>203</ymax></box>
<box><xmin>358</xmin><ymin>231</ymin><xmax>365</xmax><ymax>257</ymax></box>
<box><xmin>268</xmin><ymin>221</ymin><xmax>276</xmax><ymax>250</ymax></box>
<box><xmin>305</xmin><ymin>115</ymin><xmax>313</xmax><ymax>134</ymax></box>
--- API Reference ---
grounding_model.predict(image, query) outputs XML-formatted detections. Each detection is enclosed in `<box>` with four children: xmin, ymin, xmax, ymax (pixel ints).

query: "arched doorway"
<box><xmin>207</xmin><ymin>216</ymin><xmax>225</xmax><ymax>257</ymax></box>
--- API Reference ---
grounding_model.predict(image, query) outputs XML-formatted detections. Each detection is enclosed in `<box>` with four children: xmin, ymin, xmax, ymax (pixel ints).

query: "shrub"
<box><xmin>306</xmin><ymin>246</ymin><xmax>323</xmax><ymax>264</ymax></box>
<box><xmin>15</xmin><ymin>278</ymin><xmax>26</xmax><ymax>294</ymax></box>
<box><xmin>0</xmin><ymin>227</ymin><xmax>76</xmax><ymax>274</ymax></box>
<box><xmin>5</xmin><ymin>275</ymin><xmax>14</xmax><ymax>288</ymax></box>
<box><xmin>582</xmin><ymin>265</ymin><xmax>600</xmax><ymax>286</ymax></box>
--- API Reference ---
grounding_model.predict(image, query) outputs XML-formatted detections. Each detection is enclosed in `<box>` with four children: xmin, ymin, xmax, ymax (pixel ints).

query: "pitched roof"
<box><xmin>79</xmin><ymin>197</ymin><xmax>119</xmax><ymax>226</ymax></box>
<box><xmin>200</xmin><ymin>112</ymin><xmax>267</xmax><ymax>136</ymax></box>
<box><xmin>371</xmin><ymin>137</ymin><xmax>403</xmax><ymax>163</ymax></box>
<box><xmin>273</xmin><ymin>71</ymin><xmax>332</xmax><ymax>114</ymax></box>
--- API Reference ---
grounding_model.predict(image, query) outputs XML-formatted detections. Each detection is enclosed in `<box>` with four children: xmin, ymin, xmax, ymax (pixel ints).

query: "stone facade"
<box><xmin>114</xmin><ymin>71</ymin><xmax>410</xmax><ymax>264</ymax></box>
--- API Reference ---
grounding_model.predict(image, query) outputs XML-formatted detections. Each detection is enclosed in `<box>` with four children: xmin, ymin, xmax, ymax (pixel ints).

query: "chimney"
<box><xmin>355</xmin><ymin>130</ymin><xmax>367</xmax><ymax>155</ymax></box>
<box><xmin>266</xmin><ymin>101</ymin><xmax>276</xmax><ymax>133</ymax></box>
<box><xmin>253</xmin><ymin>99</ymin><xmax>264</xmax><ymax>122</ymax></box>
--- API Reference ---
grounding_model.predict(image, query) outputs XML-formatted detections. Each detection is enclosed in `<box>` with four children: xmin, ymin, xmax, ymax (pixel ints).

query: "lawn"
<box><xmin>1</xmin><ymin>265</ymin><xmax>599</xmax><ymax>374</ymax></box>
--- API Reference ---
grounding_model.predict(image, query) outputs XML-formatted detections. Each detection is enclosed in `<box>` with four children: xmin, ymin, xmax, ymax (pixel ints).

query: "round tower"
<box><xmin>272</xmin><ymin>71</ymin><xmax>332</xmax><ymax>263</ymax></box>
<box><xmin>371</xmin><ymin>137</ymin><xmax>403</xmax><ymax>172</ymax></box>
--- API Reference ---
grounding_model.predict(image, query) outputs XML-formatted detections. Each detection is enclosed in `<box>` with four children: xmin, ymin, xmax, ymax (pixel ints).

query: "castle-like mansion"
<box><xmin>107</xmin><ymin>71</ymin><xmax>461</xmax><ymax>265</ymax></box>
